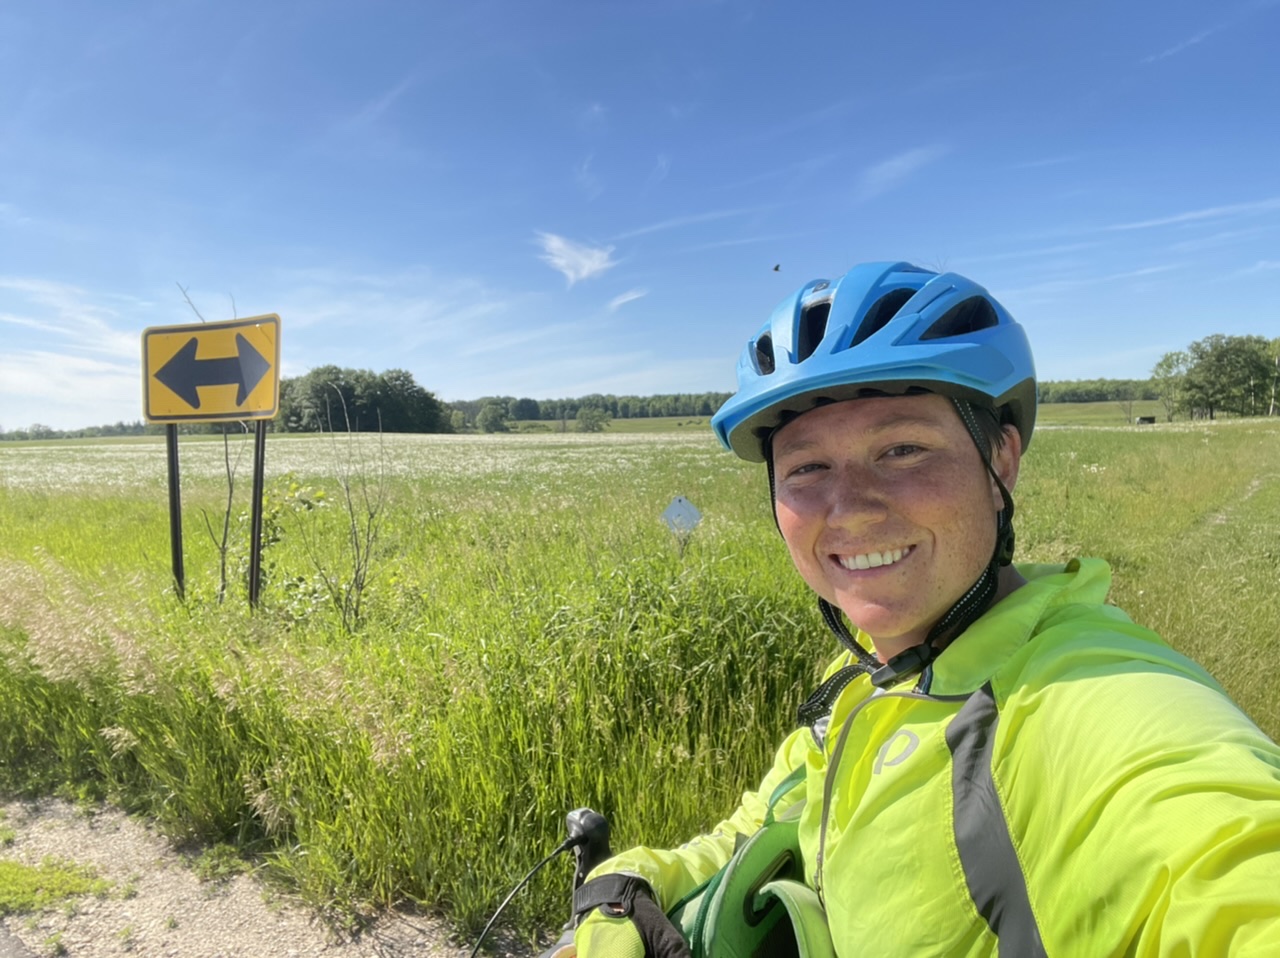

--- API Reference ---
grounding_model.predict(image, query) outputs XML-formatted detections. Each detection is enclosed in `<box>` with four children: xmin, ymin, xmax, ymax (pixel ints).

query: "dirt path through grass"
<box><xmin>0</xmin><ymin>799</ymin><xmax>499</xmax><ymax>958</ymax></box>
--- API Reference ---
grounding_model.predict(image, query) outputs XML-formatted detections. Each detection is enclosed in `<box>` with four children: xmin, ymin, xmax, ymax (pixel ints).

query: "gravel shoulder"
<box><xmin>0</xmin><ymin>798</ymin><xmax>493</xmax><ymax>958</ymax></box>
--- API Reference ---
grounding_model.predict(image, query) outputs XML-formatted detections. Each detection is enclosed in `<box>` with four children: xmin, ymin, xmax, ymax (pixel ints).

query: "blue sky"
<box><xmin>2</xmin><ymin>0</ymin><xmax>1278</xmax><ymax>430</ymax></box>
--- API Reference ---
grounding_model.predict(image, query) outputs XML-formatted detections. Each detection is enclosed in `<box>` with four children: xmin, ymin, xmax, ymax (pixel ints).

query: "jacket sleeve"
<box><xmin>585</xmin><ymin>722</ymin><xmax>814</xmax><ymax>912</ymax></box>
<box><xmin>1002</xmin><ymin>617</ymin><xmax>1280</xmax><ymax>956</ymax></box>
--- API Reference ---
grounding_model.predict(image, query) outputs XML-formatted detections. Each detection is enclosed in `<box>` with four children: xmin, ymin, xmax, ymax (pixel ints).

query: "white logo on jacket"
<box><xmin>873</xmin><ymin>730</ymin><xmax>920</xmax><ymax>774</ymax></box>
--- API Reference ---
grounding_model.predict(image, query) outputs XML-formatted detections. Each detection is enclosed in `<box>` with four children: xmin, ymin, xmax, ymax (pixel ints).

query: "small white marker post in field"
<box><xmin>661</xmin><ymin>496</ymin><xmax>703</xmax><ymax>557</ymax></box>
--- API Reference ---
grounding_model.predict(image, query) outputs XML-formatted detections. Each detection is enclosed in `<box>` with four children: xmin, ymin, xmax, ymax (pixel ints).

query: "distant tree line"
<box><xmin>450</xmin><ymin>391</ymin><xmax>732</xmax><ymax>427</ymax></box>
<box><xmin>0</xmin><ymin>420</ymin><xmax>152</xmax><ymax>442</ymax></box>
<box><xmin>450</xmin><ymin>392</ymin><xmax>734</xmax><ymax>433</ymax></box>
<box><xmin>1037</xmin><ymin>379</ymin><xmax>1160</xmax><ymax>403</ymax></box>
<box><xmin>8</xmin><ymin>338</ymin><xmax>1277</xmax><ymax>441</ymax></box>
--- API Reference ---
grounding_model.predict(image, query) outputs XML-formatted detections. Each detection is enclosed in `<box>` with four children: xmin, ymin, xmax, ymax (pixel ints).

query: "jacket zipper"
<box><xmin>813</xmin><ymin>687</ymin><xmax>940</xmax><ymax>906</ymax></box>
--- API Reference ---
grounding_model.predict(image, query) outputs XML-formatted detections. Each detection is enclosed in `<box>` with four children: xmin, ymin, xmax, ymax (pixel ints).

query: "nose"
<box><xmin>825</xmin><ymin>466</ymin><xmax>889</xmax><ymax>527</ymax></box>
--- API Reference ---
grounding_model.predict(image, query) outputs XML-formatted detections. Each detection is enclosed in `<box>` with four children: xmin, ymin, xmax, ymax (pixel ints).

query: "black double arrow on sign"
<box><xmin>154</xmin><ymin>334</ymin><xmax>272</xmax><ymax>410</ymax></box>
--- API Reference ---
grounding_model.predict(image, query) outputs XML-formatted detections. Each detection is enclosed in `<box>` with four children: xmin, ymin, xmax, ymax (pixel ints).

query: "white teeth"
<box><xmin>839</xmin><ymin>547</ymin><xmax>908</xmax><ymax>571</ymax></box>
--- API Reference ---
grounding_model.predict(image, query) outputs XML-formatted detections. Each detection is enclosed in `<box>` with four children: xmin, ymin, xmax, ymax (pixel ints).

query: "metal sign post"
<box><xmin>165</xmin><ymin>423</ymin><xmax>185</xmax><ymax>598</ymax></box>
<box><xmin>142</xmin><ymin>314</ymin><xmax>281</xmax><ymax>607</ymax></box>
<box><xmin>248</xmin><ymin>420</ymin><xmax>268</xmax><ymax>607</ymax></box>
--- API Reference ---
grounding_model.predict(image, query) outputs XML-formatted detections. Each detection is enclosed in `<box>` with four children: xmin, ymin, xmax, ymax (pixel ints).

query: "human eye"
<box><xmin>883</xmin><ymin>443</ymin><xmax>925</xmax><ymax>460</ymax></box>
<box><xmin>779</xmin><ymin>458</ymin><xmax>825</xmax><ymax>480</ymax></box>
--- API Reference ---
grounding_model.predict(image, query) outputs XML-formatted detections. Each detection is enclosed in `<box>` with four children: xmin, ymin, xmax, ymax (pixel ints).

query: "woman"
<box><xmin>570</xmin><ymin>262</ymin><xmax>1280</xmax><ymax>956</ymax></box>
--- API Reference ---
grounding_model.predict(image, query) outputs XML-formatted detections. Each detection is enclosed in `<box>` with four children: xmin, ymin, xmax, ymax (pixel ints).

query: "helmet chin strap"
<box><xmin>768</xmin><ymin>398</ymin><xmax>1017</xmax><ymax>692</ymax></box>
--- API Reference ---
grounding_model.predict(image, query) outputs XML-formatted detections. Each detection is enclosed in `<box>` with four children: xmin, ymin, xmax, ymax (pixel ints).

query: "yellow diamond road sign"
<box><xmin>142</xmin><ymin>315</ymin><xmax>281</xmax><ymax>423</ymax></box>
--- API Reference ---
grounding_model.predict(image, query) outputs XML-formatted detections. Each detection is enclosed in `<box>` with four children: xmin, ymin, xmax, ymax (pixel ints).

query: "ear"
<box><xmin>989</xmin><ymin>425</ymin><xmax>1023</xmax><ymax>507</ymax></box>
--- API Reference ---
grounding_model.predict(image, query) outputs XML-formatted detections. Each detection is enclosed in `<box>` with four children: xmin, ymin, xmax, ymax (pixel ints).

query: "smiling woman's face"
<box><xmin>770</xmin><ymin>393</ymin><xmax>1021</xmax><ymax>662</ymax></box>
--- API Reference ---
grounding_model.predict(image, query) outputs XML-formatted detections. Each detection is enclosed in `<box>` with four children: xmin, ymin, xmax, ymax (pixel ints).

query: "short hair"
<box><xmin>968</xmin><ymin>402</ymin><xmax>1011</xmax><ymax>457</ymax></box>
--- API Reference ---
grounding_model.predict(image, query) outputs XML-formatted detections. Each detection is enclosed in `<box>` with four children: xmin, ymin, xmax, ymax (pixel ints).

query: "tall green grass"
<box><xmin>1</xmin><ymin>419</ymin><xmax>1278</xmax><ymax>943</ymax></box>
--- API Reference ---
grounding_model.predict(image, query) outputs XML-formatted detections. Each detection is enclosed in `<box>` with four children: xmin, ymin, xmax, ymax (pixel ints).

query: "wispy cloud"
<box><xmin>0</xmin><ymin>311</ymin><xmax>74</xmax><ymax>336</ymax></box>
<box><xmin>1233</xmin><ymin>259</ymin><xmax>1280</xmax><ymax>276</ymax></box>
<box><xmin>613</xmin><ymin>207</ymin><xmax>765</xmax><ymax>241</ymax></box>
<box><xmin>1103</xmin><ymin>196</ymin><xmax>1280</xmax><ymax>231</ymax></box>
<box><xmin>535</xmin><ymin>232</ymin><xmax>618</xmax><ymax>286</ymax></box>
<box><xmin>261</xmin><ymin>264</ymin><xmax>570</xmax><ymax>386</ymax></box>
<box><xmin>0</xmin><ymin>201</ymin><xmax>91</xmax><ymax>242</ymax></box>
<box><xmin>0</xmin><ymin>277</ymin><xmax>170</xmax><ymax>429</ymax></box>
<box><xmin>317</xmin><ymin>73</ymin><xmax>424</xmax><ymax>163</ymax></box>
<box><xmin>673</xmin><ymin>234</ymin><xmax>794</xmax><ymax>255</ymax></box>
<box><xmin>646</xmin><ymin>154</ymin><xmax>671</xmax><ymax>188</ymax></box>
<box><xmin>563</xmin><ymin>354</ymin><xmax>731</xmax><ymax>398</ymax></box>
<box><xmin>575</xmin><ymin>154</ymin><xmax>603</xmax><ymax>199</ymax></box>
<box><xmin>743</xmin><ymin>97</ymin><xmax>864</xmax><ymax>145</ymax></box>
<box><xmin>261</xmin><ymin>266</ymin><xmax>713</xmax><ymax>405</ymax></box>
<box><xmin>856</xmin><ymin>145</ymin><xmax>949</xmax><ymax>201</ymax></box>
<box><xmin>1099</xmin><ymin>264</ymin><xmax>1181</xmax><ymax>281</ymax></box>
<box><xmin>1067</xmin><ymin>343</ymin><xmax>1174</xmax><ymax>378</ymax></box>
<box><xmin>955</xmin><ymin>241</ymin><xmax>1102</xmax><ymax>268</ymax></box>
<box><xmin>998</xmin><ymin>264</ymin><xmax>1181</xmax><ymax>304</ymax></box>
<box><xmin>1168</xmin><ymin>226</ymin><xmax>1273</xmax><ymax>252</ymax></box>
<box><xmin>270</xmin><ymin>266</ymin><xmax>517</xmax><ymax>354</ymax></box>
<box><xmin>1142</xmin><ymin>1</ymin><xmax>1280</xmax><ymax>63</ymax></box>
<box><xmin>1007</xmin><ymin>154</ymin><xmax>1085</xmax><ymax>171</ymax></box>
<box><xmin>336</xmin><ymin>73</ymin><xmax>417</xmax><ymax>132</ymax></box>
<box><xmin>481</xmin><ymin>349</ymin><xmax>728</xmax><ymax>400</ymax></box>
<box><xmin>608</xmin><ymin>289</ymin><xmax>648</xmax><ymax>311</ymax></box>
<box><xmin>1142</xmin><ymin>24</ymin><xmax>1228</xmax><ymax>64</ymax></box>
<box><xmin>456</xmin><ymin>320</ymin><xmax>587</xmax><ymax>358</ymax></box>
<box><xmin>579</xmin><ymin>101</ymin><xmax>607</xmax><ymax>129</ymax></box>
<box><xmin>0</xmin><ymin>351</ymin><xmax>140</xmax><ymax>430</ymax></box>
<box><xmin>714</xmin><ymin>153</ymin><xmax>841</xmax><ymax>193</ymax></box>
<box><xmin>0</xmin><ymin>277</ymin><xmax>137</xmax><ymax>359</ymax></box>
<box><xmin>0</xmin><ymin>202</ymin><xmax>30</xmax><ymax>225</ymax></box>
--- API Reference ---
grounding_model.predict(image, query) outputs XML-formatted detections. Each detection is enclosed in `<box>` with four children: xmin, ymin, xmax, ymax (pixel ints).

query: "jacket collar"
<box><xmin>855</xmin><ymin>558</ymin><xmax>1113</xmax><ymax>697</ymax></box>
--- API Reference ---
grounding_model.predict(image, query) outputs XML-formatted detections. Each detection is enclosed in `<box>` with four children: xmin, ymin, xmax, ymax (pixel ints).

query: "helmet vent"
<box><xmin>754</xmin><ymin>334</ymin><xmax>776</xmax><ymax>375</ymax></box>
<box><xmin>796</xmin><ymin>301</ymin><xmax>830</xmax><ymax>362</ymax></box>
<box><xmin>849</xmin><ymin>289</ymin><xmax>915</xmax><ymax>347</ymax></box>
<box><xmin>920</xmin><ymin>297</ymin><xmax>998</xmax><ymax>341</ymax></box>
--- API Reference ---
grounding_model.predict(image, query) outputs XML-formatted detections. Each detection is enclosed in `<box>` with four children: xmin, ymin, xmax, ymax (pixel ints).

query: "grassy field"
<box><xmin>1035</xmin><ymin>399</ymin><xmax>1166</xmax><ymax>426</ymax></box>
<box><xmin>1</xmin><ymin>414</ymin><xmax>1278</xmax><ymax>943</ymax></box>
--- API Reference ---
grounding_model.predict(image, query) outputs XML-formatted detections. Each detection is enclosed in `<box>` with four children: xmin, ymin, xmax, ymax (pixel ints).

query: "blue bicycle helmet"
<box><xmin>711</xmin><ymin>261</ymin><xmax>1036</xmax><ymax>463</ymax></box>
<box><xmin>711</xmin><ymin>262</ymin><xmax>1039</xmax><ymax>694</ymax></box>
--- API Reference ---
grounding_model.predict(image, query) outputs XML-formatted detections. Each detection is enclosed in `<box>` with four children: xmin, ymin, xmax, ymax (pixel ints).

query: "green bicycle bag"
<box><xmin>666</xmin><ymin>768</ymin><xmax>835</xmax><ymax>958</ymax></box>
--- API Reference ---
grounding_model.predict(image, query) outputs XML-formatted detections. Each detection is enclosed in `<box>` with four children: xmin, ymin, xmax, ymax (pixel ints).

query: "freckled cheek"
<box><xmin>775</xmin><ymin>510</ymin><xmax>829</xmax><ymax>588</ymax></box>
<box><xmin>934</xmin><ymin>504</ymin><xmax>999</xmax><ymax>571</ymax></box>
<box><xmin>777</xmin><ymin>520</ymin><xmax>817</xmax><ymax>572</ymax></box>
<box><xmin>774</xmin><ymin>499</ymin><xmax>811</xmax><ymax>543</ymax></box>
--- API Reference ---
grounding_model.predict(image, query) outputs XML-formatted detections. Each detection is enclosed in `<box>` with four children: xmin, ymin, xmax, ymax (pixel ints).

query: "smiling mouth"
<box><xmin>836</xmin><ymin>546</ymin><xmax>913</xmax><ymax>571</ymax></box>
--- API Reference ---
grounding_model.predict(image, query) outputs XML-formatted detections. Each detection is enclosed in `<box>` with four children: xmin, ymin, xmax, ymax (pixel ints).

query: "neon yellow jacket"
<box><xmin>596</xmin><ymin>559</ymin><xmax>1280</xmax><ymax>955</ymax></box>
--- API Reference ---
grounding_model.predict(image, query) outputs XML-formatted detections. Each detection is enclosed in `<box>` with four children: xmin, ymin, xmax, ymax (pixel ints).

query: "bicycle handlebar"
<box><xmin>533</xmin><ymin>807</ymin><xmax>613</xmax><ymax>958</ymax></box>
<box><xmin>565</xmin><ymin>808</ymin><xmax>612</xmax><ymax>890</ymax></box>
